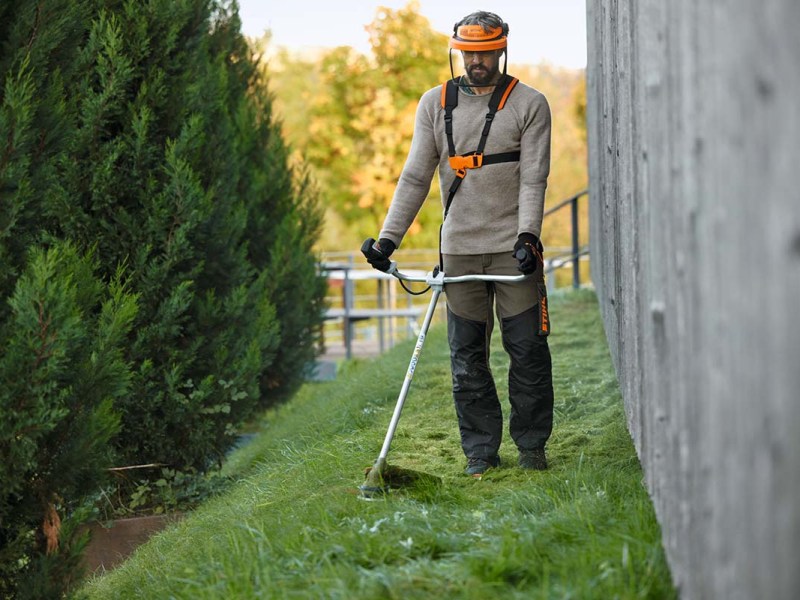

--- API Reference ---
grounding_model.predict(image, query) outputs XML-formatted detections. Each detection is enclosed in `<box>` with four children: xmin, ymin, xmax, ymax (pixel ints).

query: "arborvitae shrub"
<box><xmin>0</xmin><ymin>0</ymin><xmax>324</xmax><ymax>594</ymax></box>
<box><xmin>56</xmin><ymin>1</ymin><xmax>326</xmax><ymax>469</ymax></box>
<box><xmin>0</xmin><ymin>243</ymin><xmax>137</xmax><ymax>598</ymax></box>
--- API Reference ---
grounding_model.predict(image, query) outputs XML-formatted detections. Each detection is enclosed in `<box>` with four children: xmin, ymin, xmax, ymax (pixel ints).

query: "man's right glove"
<box><xmin>513</xmin><ymin>233</ymin><xmax>544</xmax><ymax>274</ymax></box>
<box><xmin>361</xmin><ymin>237</ymin><xmax>396</xmax><ymax>272</ymax></box>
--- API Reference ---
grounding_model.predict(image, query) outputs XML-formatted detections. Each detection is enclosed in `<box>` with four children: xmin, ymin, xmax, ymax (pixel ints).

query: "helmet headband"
<box><xmin>449</xmin><ymin>24</ymin><xmax>508</xmax><ymax>51</ymax></box>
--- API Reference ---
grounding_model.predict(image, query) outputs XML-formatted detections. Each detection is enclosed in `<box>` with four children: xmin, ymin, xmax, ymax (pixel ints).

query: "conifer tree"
<box><xmin>0</xmin><ymin>0</ymin><xmax>324</xmax><ymax>593</ymax></box>
<box><xmin>52</xmin><ymin>0</ymin><xmax>324</xmax><ymax>468</ymax></box>
<box><xmin>0</xmin><ymin>10</ymin><xmax>138</xmax><ymax>596</ymax></box>
<box><xmin>0</xmin><ymin>244</ymin><xmax>137</xmax><ymax>598</ymax></box>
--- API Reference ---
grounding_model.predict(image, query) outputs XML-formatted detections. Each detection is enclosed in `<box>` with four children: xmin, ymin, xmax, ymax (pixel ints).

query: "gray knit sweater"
<box><xmin>378</xmin><ymin>79</ymin><xmax>551</xmax><ymax>255</ymax></box>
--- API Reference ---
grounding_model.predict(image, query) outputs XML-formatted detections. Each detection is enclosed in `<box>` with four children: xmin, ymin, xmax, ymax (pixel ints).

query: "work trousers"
<box><xmin>443</xmin><ymin>251</ymin><xmax>554</xmax><ymax>460</ymax></box>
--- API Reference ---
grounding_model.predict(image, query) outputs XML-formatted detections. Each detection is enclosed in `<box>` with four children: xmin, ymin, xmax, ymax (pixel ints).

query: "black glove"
<box><xmin>360</xmin><ymin>237</ymin><xmax>396</xmax><ymax>272</ymax></box>
<box><xmin>513</xmin><ymin>233</ymin><xmax>543</xmax><ymax>274</ymax></box>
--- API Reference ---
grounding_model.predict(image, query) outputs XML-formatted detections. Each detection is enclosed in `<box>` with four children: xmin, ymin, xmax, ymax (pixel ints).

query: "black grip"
<box><xmin>361</xmin><ymin>237</ymin><xmax>376</xmax><ymax>256</ymax></box>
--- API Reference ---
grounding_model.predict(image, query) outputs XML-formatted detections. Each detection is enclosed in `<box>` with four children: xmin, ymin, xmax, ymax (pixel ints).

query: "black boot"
<box><xmin>519</xmin><ymin>448</ymin><xmax>548</xmax><ymax>470</ymax></box>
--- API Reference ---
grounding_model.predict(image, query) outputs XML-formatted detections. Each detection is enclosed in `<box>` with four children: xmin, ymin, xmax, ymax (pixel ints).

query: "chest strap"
<box><xmin>440</xmin><ymin>74</ymin><xmax>520</xmax><ymax>219</ymax></box>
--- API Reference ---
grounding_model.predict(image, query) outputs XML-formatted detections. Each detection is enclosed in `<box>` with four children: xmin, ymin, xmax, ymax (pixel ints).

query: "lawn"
<box><xmin>79</xmin><ymin>289</ymin><xmax>675</xmax><ymax>599</ymax></box>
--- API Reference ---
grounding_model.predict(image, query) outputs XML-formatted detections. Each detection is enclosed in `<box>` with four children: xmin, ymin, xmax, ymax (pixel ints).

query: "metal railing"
<box><xmin>319</xmin><ymin>261</ymin><xmax>427</xmax><ymax>360</ymax></box>
<box><xmin>543</xmin><ymin>188</ymin><xmax>589</xmax><ymax>289</ymax></box>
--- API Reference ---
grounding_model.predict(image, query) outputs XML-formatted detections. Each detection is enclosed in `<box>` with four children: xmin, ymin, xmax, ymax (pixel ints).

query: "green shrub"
<box><xmin>1</xmin><ymin>0</ymin><xmax>324</xmax><ymax>469</ymax></box>
<box><xmin>54</xmin><ymin>1</ymin><xmax>325</xmax><ymax>470</ymax></box>
<box><xmin>0</xmin><ymin>0</ymin><xmax>324</xmax><ymax>595</ymax></box>
<box><xmin>0</xmin><ymin>243</ymin><xmax>137</xmax><ymax>598</ymax></box>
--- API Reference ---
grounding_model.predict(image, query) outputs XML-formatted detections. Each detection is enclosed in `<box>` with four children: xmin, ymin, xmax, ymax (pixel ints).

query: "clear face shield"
<box><xmin>448</xmin><ymin>24</ymin><xmax>509</xmax><ymax>87</ymax></box>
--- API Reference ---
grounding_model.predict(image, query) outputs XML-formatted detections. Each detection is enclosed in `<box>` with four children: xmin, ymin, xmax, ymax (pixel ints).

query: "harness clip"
<box><xmin>448</xmin><ymin>153</ymin><xmax>483</xmax><ymax>173</ymax></box>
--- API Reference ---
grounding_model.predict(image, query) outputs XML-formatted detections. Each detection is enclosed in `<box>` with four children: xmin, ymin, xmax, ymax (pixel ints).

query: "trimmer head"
<box><xmin>357</xmin><ymin>485</ymin><xmax>387</xmax><ymax>500</ymax></box>
<box><xmin>359</xmin><ymin>457</ymin><xmax>389</xmax><ymax>500</ymax></box>
<box><xmin>358</xmin><ymin>458</ymin><xmax>443</xmax><ymax>500</ymax></box>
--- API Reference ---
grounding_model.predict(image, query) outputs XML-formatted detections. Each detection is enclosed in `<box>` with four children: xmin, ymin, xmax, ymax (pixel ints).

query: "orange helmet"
<box><xmin>449</xmin><ymin>23</ymin><xmax>509</xmax><ymax>52</ymax></box>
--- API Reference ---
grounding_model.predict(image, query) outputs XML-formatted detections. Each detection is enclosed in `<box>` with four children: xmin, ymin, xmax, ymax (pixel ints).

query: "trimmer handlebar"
<box><xmin>386</xmin><ymin>260</ymin><xmax>531</xmax><ymax>287</ymax></box>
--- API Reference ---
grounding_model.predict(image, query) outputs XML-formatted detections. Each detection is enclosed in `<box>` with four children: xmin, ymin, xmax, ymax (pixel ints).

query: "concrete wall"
<box><xmin>586</xmin><ymin>1</ymin><xmax>800</xmax><ymax>598</ymax></box>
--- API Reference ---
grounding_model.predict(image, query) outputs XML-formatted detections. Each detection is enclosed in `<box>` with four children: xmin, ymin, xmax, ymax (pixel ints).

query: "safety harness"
<box><xmin>438</xmin><ymin>73</ymin><xmax>520</xmax><ymax>269</ymax></box>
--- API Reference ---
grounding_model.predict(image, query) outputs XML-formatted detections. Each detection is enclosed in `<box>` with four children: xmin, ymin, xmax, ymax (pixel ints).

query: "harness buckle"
<box><xmin>448</xmin><ymin>153</ymin><xmax>484</xmax><ymax>173</ymax></box>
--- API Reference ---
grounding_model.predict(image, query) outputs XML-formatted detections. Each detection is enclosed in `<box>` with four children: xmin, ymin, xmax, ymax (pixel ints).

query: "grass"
<box><xmin>78</xmin><ymin>289</ymin><xmax>675</xmax><ymax>599</ymax></box>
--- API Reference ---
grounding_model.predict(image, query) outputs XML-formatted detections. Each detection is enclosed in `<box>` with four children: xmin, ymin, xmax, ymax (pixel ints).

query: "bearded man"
<box><xmin>362</xmin><ymin>11</ymin><xmax>554</xmax><ymax>477</ymax></box>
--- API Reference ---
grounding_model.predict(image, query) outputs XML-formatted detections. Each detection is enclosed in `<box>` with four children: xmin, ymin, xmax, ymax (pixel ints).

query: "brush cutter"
<box><xmin>359</xmin><ymin>255</ymin><xmax>530</xmax><ymax>499</ymax></box>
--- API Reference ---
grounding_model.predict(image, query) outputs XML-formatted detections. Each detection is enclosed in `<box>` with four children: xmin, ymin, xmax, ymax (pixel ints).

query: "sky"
<box><xmin>236</xmin><ymin>1</ymin><xmax>587</xmax><ymax>69</ymax></box>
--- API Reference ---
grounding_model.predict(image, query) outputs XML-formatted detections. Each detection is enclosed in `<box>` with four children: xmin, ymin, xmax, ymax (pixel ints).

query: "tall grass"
<box><xmin>79</xmin><ymin>290</ymin><xmax>675</xmax><ymax>599</ymax></box>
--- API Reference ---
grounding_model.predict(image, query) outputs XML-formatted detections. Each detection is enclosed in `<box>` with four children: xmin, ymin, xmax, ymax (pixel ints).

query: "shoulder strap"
<box><xmin>441</xmin><ymin>78</ymin><xmax>460</xmax><ymax>158</ymax></box>
<box><xmin>476</xmin><ymin>75</ymin><xmax>519</xmax><ymax>157</ymax></box>
<box><xmin>490</xmin><ymin>75</ymin><xmax>519</xmax><ymax>112</ymax></box>
<box><xmin>440</xmin><ymin>77</ymin><xmax>460</xmax><ymax>109</ymax></box>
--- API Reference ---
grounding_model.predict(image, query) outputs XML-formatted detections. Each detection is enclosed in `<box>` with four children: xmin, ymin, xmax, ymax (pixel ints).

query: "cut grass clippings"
<box><xmin>79</xmin><ymin>289</ymin><xmax>675</xmax><ymax>599</ymax></box>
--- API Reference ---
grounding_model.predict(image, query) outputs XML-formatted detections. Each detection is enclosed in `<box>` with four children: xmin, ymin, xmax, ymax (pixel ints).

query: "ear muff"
<box><xmin>449</xmin><ymin>24</ymin><xmax>508</xmax><ymax>51</ymax></box>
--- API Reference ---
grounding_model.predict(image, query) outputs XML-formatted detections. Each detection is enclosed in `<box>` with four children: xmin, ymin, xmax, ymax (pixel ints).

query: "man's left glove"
<box><xmin>513</xmin><ymin>233</ymin><xmax>543</xmax><ymax>274</ymax></box>
<box><xmin>361</xmin><ymin>237</ymin><xmax>396</xmax><ymax>272</ymax></box>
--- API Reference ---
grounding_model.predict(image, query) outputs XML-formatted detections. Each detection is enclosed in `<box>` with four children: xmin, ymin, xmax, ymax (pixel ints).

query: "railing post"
<box><xmin>344</xmin><ymin>257</ymin><xmax>354</xmax><ymax>359</ymax></box>
<box><xmin>406</xmin><ymin>290</ymin><xmax>414</xmax><ymax>339</ymax></box>
<box><xmin>571</xmin><ymin>195</ymin><xmax>580</xmax><ymax>289</ymax></box>
<box><xmin>377</xmin><ymin>278</ymin><xmax>385</xmax><ymax>353</ymax></box>
<box><xmin>546</xmin><ymin>262</ymin><xmax>557</xmax><ymax>293</ymax></box>
<box><xmin>388</xmin><ymin>276</ymin><xmax>395</xmax><ymax>349</ymax></box>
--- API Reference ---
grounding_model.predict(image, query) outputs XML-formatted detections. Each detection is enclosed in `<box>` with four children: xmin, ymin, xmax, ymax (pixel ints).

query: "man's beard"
<box><xmin>466</xmin><ymin>63</ymin><xmax>500</xmax><ymax>86</ymax></box>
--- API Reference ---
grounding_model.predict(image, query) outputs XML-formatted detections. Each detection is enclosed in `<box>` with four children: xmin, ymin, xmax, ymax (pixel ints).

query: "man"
<box><xmin>361</xmin><ymin>11</ymin><xmax>554</xmax><ymax>477</ymax></box>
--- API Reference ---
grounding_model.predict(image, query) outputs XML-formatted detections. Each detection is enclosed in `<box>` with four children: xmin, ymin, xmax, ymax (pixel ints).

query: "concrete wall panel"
<box><xmin>587</xmin><ymin>1</ymin><xmax>800</xmax><ymax>597</ymax></box>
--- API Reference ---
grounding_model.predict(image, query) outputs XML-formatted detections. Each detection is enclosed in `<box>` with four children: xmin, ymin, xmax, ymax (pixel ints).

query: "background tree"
<box><xmin>265</xmin><ymin>3</ymin><xmax>449</xmax><ymax>249</ymax></box>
